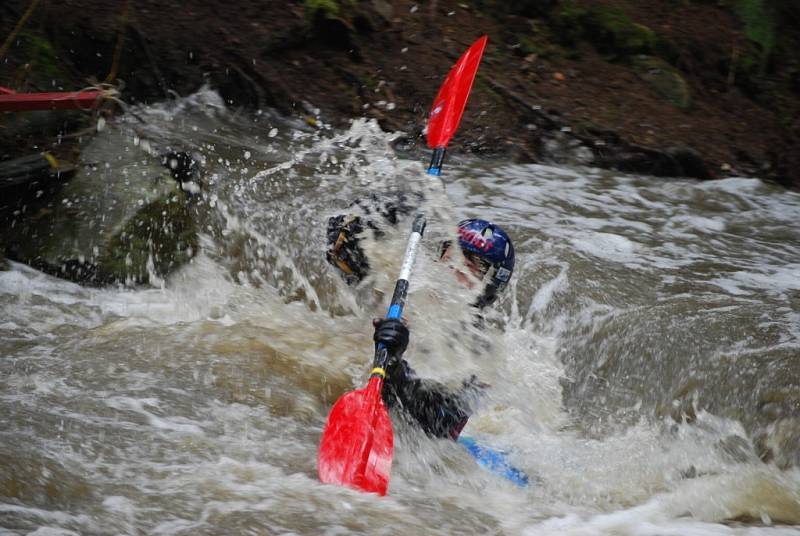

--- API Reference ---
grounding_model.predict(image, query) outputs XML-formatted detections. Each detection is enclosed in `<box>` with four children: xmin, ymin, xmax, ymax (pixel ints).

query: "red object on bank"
<box><xmin>0</xmin><ymin>89</ymin><xmax>103</xmax><ymax>112</ymax></box>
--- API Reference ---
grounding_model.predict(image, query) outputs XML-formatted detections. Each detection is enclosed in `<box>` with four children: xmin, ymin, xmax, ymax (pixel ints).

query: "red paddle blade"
<box><xmin>427</xmin><ymin>35</ymin><xmax>488</xmax><ymax>149</ymax></box>
<box><xmin>318</xmin><ymin>377</ymin><xmax>393</xmax><ymax>495</ymax></box>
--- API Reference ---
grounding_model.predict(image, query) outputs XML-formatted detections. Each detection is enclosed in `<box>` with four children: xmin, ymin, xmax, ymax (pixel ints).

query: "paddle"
<box><xmin>317</xmin><ymin>36</ymin><xmax>489</xmax><ymax>495</ymax></box>
<box><xmin>427</xmin><ymin>35</ymin><xmax>488</xmax><ymax>176</ymax></box>
<box><xmin>318</xmin><ymin>214</ymin><xmax>426</xmax><ymax>495</ymax></box>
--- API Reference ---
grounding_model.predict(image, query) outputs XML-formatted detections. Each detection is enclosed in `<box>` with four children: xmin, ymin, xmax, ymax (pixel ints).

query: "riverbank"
<box><xmin>2</xmin><ymin>0</ymin><xmax>799</xmax><ymax>188</ymax></box>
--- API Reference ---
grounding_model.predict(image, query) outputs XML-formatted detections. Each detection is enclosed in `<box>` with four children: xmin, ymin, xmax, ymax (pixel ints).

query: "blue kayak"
<box><xmin>457</xmin><ymin>435</ymin><xmax>530</xmax><ymax>487</ymax></box>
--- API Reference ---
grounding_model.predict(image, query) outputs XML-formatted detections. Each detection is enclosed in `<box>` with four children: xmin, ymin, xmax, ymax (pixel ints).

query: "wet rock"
<box><xmin>1</xmin><ymin>130</ymin><xmax>200</xmax><ymax>286</ymax></box>
<box><xmin>668</xmin><ymin>146</ymin><xmax>714</xmax><ymax>180</ymax></box>
<box><xmin>604</xmin><ymin>144</ymin><xmax>713</xmax><ymax>180</ymax></box>
<box><xmin>542</xmin><ymin>131</ymin><xmax>595</xmax><ymax>166</ymax></box>
<box><xmin>584</xmin><ymin>8</ymin><xmax>656</xmax><ymax>56</ymax></box>
<box><xmin>631</xmin><ymin>55</ymin><xmax>691</xmax><ymax>110</ymax></box>
<box><xmin>96</xmin><ymin>192</ymin><xmax>198</xmax><ymax>285</ymax></box>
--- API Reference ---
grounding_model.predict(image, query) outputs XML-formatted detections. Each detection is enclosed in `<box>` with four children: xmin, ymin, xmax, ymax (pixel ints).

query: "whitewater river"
<box><xmin>1</xmin><ymin>91</ymin><xmax>799</xmax><ymax>535</ymax></box>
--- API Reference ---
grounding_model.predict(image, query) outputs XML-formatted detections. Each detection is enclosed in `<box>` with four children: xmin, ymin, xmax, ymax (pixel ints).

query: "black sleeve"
<box><xmin>381</xmin><ymin>357</ymin><xmax>483</xmax><ymax>440</ymax></box>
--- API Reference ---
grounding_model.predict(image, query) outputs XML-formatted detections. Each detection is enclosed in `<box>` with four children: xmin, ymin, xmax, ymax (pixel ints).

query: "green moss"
<box><xmin>549</xmin><ymin>2</ymin><xmax>589</xmax><ymax>46</ymax></box>
<box><xmin>17</xmin><ymin>31</ymin><xmax>65</xmax><ymax>86</ymax></box>
<box><xmin>582</xmin><ymin>7</ymin><xmax>656</xmax><ymax>56</ymax></box>
<box><xmin>631</xmin><ymin>55</ymin><xmax>692</xmax><ymax>110</ymax></box>
<box><xmin>517</xmin><ymin>35</ymin><xmax>560</xmax><ymax>59</ymax></box>
<box><xmin>548</xmin><ymin>3</ymin><xmax>656</xmax><ymax>58</ymax></box>
<box><xmin>99</xmin><ymin>193</ymin><xmax>198</xmax><ymax>285</ymax></box>
<box><xmin>304</xmin><ymin>0</ymin><xmax>341</xmax><ymax>19</ymax></box>
<box><xmin>734</xmin><ymin>0</ymin><xmax>776</xmax><ymax>74</ymax></box>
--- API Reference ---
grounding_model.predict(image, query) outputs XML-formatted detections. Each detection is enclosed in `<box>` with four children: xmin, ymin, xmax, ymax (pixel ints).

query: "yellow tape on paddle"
<box><xmin>43</xmin><ymin>152</ymin><xmax>59</xmax><ymax>170</ymax></box>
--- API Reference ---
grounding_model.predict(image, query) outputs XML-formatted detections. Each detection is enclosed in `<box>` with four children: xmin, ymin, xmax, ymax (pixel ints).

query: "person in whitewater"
<box><xmin>326</xmin><ymin>199</ymin><xmax>515</xmax><ymax>439</ymax></box>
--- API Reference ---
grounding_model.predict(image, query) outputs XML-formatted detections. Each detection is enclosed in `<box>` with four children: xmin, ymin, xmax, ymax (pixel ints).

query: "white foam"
<box><xmin>570</xmin><ymin>232</ymin><xmax>637</xmax><ymax>262</ymax></box>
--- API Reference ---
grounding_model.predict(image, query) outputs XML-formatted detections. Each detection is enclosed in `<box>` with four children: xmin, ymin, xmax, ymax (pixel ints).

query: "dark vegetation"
<box><xmin>1</xmin><ymin>0</ymin><xmax>799</xmax><ymax>188</ymax></box>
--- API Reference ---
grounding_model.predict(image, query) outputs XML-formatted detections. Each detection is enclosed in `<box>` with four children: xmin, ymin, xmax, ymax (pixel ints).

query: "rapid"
<box><xmin>1</xmin><ymin>90</ymin><xmax>799</xmax><ymax>535</ymax></box>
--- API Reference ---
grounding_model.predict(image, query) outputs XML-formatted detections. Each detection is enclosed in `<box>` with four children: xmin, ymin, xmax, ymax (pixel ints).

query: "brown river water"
<box><xmin>1</xmin><ymin>89</ymin><xmax>799</xmax><ymax>535</ymax></box>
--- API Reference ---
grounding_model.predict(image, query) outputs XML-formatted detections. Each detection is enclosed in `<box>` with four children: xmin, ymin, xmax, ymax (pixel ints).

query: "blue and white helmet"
<box><xmin>456</xmin><ymin>218</ymin><xmax>515</xmax><ymax>308</ymax></box>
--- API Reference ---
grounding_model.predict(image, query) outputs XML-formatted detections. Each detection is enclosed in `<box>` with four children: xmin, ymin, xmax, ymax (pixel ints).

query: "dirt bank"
<box><xmin>2</xmin><ymin>0</ymin><xmax>799</xmax><ymax>188</ymax></box>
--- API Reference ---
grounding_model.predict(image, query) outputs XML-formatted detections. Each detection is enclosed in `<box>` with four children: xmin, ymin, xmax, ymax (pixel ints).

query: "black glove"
<box><xmin>373</xmin><ymin>317</ymin><xmax>409</xmax><ymax>357</ymax></box>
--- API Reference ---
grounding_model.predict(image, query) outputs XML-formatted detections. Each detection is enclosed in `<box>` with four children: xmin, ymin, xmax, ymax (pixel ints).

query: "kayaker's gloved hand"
<box><xmin>373</xmin><ymin>317</ymin><xmax>409</xmax><ymax>357</ymax></box>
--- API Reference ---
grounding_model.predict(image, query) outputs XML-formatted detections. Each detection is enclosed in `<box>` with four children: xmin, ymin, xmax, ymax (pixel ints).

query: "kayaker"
<box><xmin>326</xmin><ymin>205</ymin><xmax>515</xmax><ymax>439</ymax></box>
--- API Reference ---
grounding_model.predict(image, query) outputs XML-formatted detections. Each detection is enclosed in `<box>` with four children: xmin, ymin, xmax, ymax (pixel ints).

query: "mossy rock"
<box><xmin>631</xmin><ymin>55</ymin><xmax>691</xmax><ymax>110</ymax></box>
<box><xmin>583</xmin><ymin>7</ymin><xmax>657</xmax><ymax>56</ymax></box>
<box><xmin>516</xmin><ymin>34</ymin><xmax>561</xmax><ymax>59</ymax></box>
<box><xmin>549</xmin><ymin>3</ymin><xmax>589</xmax><ymax>46</ymax></box>
<box><xmin>304</xmin><ymin>0</ymin><xmax>345</xmax><ymax>19</ymax></box>
<box><xmin>305</xmin><ymin>0</ymin><xmax>337</xmax><ymax>19</ymax></box>
<box><xmin>97</xmin><ymin>193</ymin><xmax>198</xmax><ymax>285</ymax></box>
<box><xmin>0</xmin><ymin>124</ymin><xmax>202</xmax><ymax>286</ymax></box>
<box><xmin>7</xmin><ymin>31</ymin><xmax>68</xmax><ymax>90</ymax></box>
<box><xmin>550</xmin><ymin>4</ymin><xmax>656</xmax><ymax>58</ymax></box>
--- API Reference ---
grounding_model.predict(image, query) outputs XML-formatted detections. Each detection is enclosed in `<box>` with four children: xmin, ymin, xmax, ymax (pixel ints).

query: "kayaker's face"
<box><xmin>440</xmin><ymin>246</ymin><xmax>489</xmax><ymax>289</ymax></box>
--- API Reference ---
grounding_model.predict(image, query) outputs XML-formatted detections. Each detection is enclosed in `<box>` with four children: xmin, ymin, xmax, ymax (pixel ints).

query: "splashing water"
<box><xmin>1</xmin><ymin>89</ymin><xmax>799</xmax><ymax>535</ymax></box>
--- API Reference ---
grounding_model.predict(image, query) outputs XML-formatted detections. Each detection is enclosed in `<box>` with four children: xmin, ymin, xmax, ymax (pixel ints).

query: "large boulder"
<box><xmin>631</xmin><ymin>55</ymin><xmax>692</xmax><ymax>110</ymax></box>
<box><xmin>95</xmin><ymin>192</ymin><xmax>197</xmax><ymax>284</ymax></box>
<box><xmin>1</xmin><ymin>126</ymin><xmax>200</xmax><ymax>286</ymax></box>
